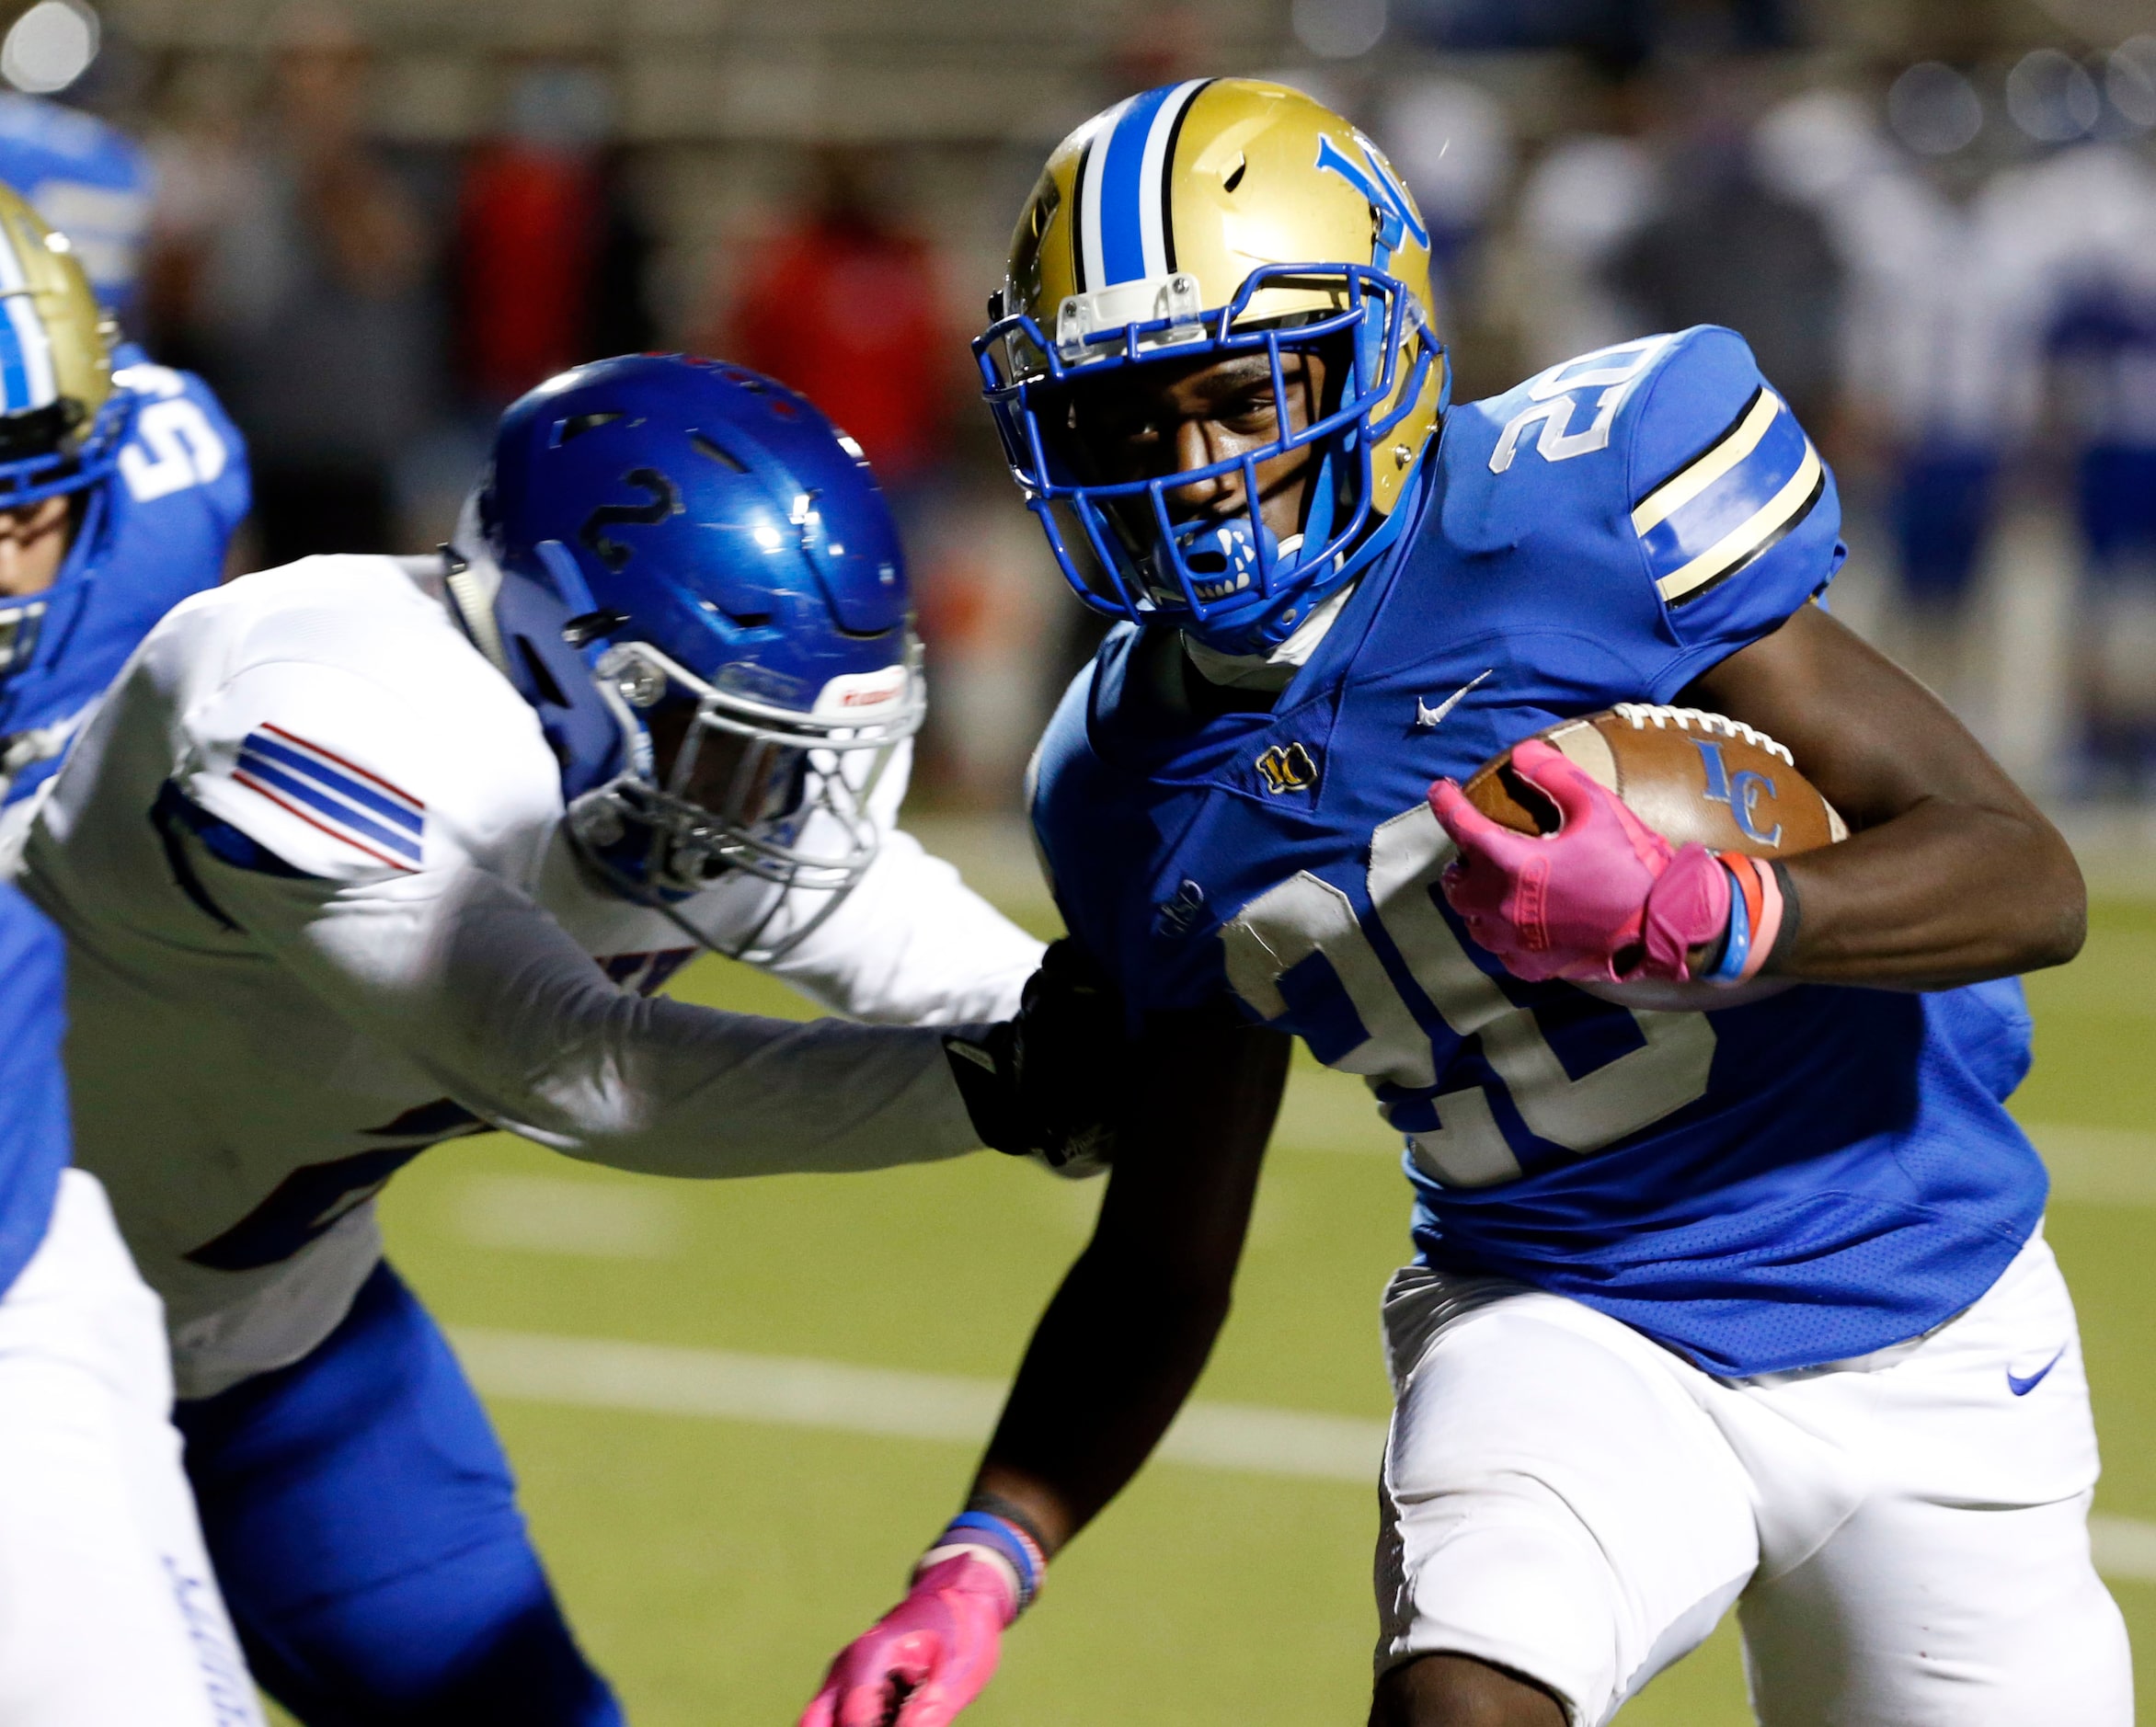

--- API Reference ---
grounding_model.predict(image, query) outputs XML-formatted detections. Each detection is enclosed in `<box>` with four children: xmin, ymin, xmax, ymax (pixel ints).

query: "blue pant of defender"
<box><xmin>175</xmin><ymin>1263</ymin><xmax>625</xmax><ymax>1727</ymax></box>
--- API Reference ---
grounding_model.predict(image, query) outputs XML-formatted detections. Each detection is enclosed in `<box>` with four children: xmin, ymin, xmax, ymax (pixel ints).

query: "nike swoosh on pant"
<box><xmin>2008</xmin><ymin>1347</ymin><xmax>2066</xmax><ymax>1397</ymax></box>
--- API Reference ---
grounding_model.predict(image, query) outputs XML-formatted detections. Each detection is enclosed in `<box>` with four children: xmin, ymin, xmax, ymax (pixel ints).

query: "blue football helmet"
<box><xmin>976</xmin><ymin>79</ymin><xmax>1448</xmax><ymax>658</ymax></box>
<box><xmin>473</xmin><ymin>353</ymin><xmax>923</xmax><ymax>961</ymax></box>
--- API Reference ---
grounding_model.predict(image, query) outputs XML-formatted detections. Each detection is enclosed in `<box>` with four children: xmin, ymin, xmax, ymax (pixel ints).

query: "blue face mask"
<box><xmin>978</xmin><ymin>256</ymin><xmax>1449</xmax><ymax>661</ymax></box>
<box><xmin>1134</xmin><ymin>449</ymin><xmax>1350</xmax><ymax>656</ymax></box>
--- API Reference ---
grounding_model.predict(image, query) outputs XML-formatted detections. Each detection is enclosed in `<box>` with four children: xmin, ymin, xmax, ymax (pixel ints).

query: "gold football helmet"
<box><xmin>0</xmin><ymin>179</ymin><xmax>121</xmax><ymax>504</ymax></box>
<box><xmin>977</xmin><ymin>78</ymin><xmax>1447</xmax><ymax>653</ymax></box>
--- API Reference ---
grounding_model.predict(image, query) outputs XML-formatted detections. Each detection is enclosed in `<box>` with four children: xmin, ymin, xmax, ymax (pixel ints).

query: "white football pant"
<box><xmin>1376</xmin><ymin>1227</ymin><xmax>2131</xmax><ymax>1726</ymax></box>
<box><xmin>0</xmin><ymin>1170</ymin><xmax>261</xmax><ymax>1725</ymax></box>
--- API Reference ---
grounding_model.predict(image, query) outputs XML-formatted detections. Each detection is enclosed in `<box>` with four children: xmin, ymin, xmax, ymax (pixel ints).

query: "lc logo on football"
<box><xmin>1256</xmin><ymin>742</ymin><xmax>1320</xmax><ymax>795</ymax></box>
<box><xmin>1692</xmin><ymin>738</ymin><xmax>1783</xmax><ymax>848</ymax></box>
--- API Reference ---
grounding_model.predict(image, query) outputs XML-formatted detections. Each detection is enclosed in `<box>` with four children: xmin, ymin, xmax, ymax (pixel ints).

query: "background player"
<box><xmin>0</xmin><ymin>86</ymin><xmax>152</xmax><ymax>326</ymax></box>
<box><xmin>0</xmin><ymin>177</ymin><xmax>244</xmax><ymax>838</ymax></box>
<box><xmin>0</xmin><ymin>884</ymin><xmax>261</xmax><ymax>1725</ymax></box>
<box><xmin>805</xmin><ymin>80</ymin><xmax>2127</xmax><ymax>1727</ymax></box>
<box><xmin>20</xmin><ymin>352</ymin><xmax>1118</xmax><ymax>1726</ymax></box>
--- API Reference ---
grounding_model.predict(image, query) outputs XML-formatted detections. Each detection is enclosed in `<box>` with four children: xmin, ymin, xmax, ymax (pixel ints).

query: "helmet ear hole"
<box><xmin>691</xmin><ymin>433</ymin><xmax>746</xmax><ymax>472</ymax></box>
<box><xmin>556</xmin><ymin>412</ymin><xmax>623</xmax><ymax>446</ymax></box>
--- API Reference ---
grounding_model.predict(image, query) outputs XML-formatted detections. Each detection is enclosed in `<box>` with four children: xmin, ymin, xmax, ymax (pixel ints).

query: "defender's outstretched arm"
<box><xmin>181</xmin><ymin>842</ymin><xmax>1016</xmax><ymax>1179</ymax></box>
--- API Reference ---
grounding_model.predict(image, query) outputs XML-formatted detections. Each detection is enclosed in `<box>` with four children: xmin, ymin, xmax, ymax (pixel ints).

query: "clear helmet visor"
<box><xmin>568</xmin><ymin>636</ymin><xmax>924</xmax><ymax>964</ymax></box>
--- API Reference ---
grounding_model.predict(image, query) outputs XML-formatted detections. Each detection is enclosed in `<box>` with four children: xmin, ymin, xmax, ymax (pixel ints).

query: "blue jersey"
<box><xmin>0</xmin><ymin>94</ymin><xmax>151</xmax><ymax>321</ymax></box>
<box><xmin>1033</xmin><ymin>326</ymin><xmax>2046</xmax><ymax>1378</ymax></box>
<box><xmin>0</xmin><ymin>355</ymin><xmax>248</xmax><ymax>810</ymax></box>
<box><xmin>0</xmin><ymin>882</ymin><xmax>70</xmax><ymax>1298</ymax></box>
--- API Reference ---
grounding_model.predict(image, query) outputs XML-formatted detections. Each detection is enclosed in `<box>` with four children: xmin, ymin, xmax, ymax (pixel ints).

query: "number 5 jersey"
<box><xmin>0</xmin><ymin>355</ymin><xmax>247</xmax><ymax>821</ymax></box>
<box><xmin>1031</xmin><ymin>326</ymin><xmax>2047</xmax><ymax>1379</ymax></box>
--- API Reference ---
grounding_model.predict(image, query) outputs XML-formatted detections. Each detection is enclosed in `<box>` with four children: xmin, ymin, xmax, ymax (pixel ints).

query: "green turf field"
<box><xmin>353</xmin><ymin>887</ymin><xmax>2156</xmax><ymax>1726</ymax></box>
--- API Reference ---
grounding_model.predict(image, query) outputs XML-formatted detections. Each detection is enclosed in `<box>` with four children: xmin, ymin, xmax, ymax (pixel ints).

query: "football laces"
<box><xmin>1610</xmin><ymin>703</ymin><xmax>1795</xmax><ymax>766</ymax></box>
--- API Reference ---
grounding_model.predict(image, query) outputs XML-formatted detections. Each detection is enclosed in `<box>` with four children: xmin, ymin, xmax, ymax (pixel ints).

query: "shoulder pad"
<box><xmin>1427</xmin><ymin>326</ymin><xmax>1841</xmax><ymax>693</ymax></box>
<box><xmin>1438</xmin><ymin>333</ymin><xmax>1685</xmax><ymax>555</ymax></box>
<box><xmin>169</xmin><ymin>566</ymin><xmax>563</xmax><ymax>883</ymax></box>
<box><xmin>1620</xmin><ymin>326</ymin><xmax>1830</xmax><ymax>615</ymax></box>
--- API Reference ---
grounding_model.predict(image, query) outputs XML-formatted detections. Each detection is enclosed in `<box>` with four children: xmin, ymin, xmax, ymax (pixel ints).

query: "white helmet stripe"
<box><xmin>1075</xmin><ymin>94</ymin><xmax>1129</xmax><ymax>292</ymax></box>
<box><xmin>0</xmin><ymin>226</ymin><xmax>53</xmax><ymax>412</ymax></box>
<box><xmin>1077</xmin><ymin>79</ymin><xmax>1209</xmax><ymax>292</ymax></box>
<box><xmin>1136</xmin><ymin>79</ymin><xmax>1209</xmax><ymax>280</ymax></box>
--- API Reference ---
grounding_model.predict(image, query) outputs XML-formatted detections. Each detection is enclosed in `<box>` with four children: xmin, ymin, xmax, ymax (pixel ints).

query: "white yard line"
<box><xmin>451</xmin><ymin>1326</ymin><xmax>1385</xmax><ymax>1482</ymax></box>
<box><xmin>1269</xmin><ymin>1083</ymin><xmax>2156</xmax><ymax>1212</ymax></box>
<box><xmin>451</xmin><ymin>1325</ymin><xmax>2156</xmax><ymax>1580</ymax></box>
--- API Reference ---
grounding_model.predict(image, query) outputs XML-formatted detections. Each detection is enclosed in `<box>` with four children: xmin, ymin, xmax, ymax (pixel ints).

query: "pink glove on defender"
<box><xmin>1428</xmin><ymin>738</ymin><xmax>1761</xmax><ymax>986</ymax></box>
<box><xmin>800</xmin><ymin>1514</ymin><xmax>1039</xmax><ymax>1727</ymax></box>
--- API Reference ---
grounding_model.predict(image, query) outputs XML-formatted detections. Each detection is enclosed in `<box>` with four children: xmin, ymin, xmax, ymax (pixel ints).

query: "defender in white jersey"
<box><xmin>22</xmin><ymin>357</ymin><xmax>1108</xmax><ymax>1727</ymax></box>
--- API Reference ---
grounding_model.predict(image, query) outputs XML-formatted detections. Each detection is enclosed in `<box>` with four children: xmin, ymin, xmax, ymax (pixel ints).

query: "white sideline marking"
<box><xmin>450</xmin><ymin>1325</ymin><xmax>2156</xmax><ymax>1581</ymax></box>
<box><xmin>451</xmin><ymin>1175</ymin><xmax>682</xmax><ymax>1260</ymax></box>
<box><xmin>450</xmin><ymin>1326</ymin><xmax>1384</xmax><ymax>1482</ymax></box>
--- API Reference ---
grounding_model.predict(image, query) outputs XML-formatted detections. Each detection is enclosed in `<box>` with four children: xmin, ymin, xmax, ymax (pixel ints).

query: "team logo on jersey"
<box><xmin>231</xmin><ymin>724</ymin><xmax>426</xmax><ymax>872</ymax></box>
<box><xmin>1255</xmin><ymin>741</ymin><xmax>1320</xmax><ymax>795</ymax></box>
<box><xmin>1153</xmin><ymin>877</ymin><xmax>1207</xmax><ymax>937</ymax></box>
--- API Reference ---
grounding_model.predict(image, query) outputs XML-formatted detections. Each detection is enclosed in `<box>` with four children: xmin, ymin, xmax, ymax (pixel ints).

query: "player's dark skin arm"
<box><xmin>964</xmin><ymin>1005</ymin><xmax>1292</xmax><ymax>1553</ymax></box>
<box><xmin>967</xmin><ymin>998</ymin><xmax>1557</xmax><ymax>1726</ymax></box>
<box><xmin>1682</xmin><ymin>600</ymin><xmax>2084</xmax><ymax>989</ymax></box>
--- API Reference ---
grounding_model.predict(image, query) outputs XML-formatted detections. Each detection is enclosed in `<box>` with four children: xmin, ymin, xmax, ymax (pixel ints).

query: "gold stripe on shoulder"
<box><xmin>1655</xmin><ymin>442</ymin><xmax>1822</xmax><ymax>603</ymax></box>
<box><xmin>1631</xmin><ymin>388</ymin><xmax>1781</xmax><ymax>536</ymax></box>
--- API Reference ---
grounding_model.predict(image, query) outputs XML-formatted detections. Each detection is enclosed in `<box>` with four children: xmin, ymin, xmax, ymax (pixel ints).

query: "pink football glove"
<box><xmin>1428</xmin><ymin>738</ymin><xmax>1732</xmax><ymax>985</ymax></box>
<box><xmin>798</xmin><ymin>1553</ymin><xmax>1016</xmax><ymax>1727</ymax></box>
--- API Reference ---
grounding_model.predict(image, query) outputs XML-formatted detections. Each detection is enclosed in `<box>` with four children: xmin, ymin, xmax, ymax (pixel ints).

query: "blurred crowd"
<box><xmin>10</xmin><ymin>0</ymin><xmax>2156</xmax><ymax>807</ymax></box>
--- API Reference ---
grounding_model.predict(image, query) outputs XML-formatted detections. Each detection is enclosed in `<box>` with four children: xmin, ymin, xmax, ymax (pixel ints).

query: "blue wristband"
<box><xmin>1706</xmin><ymin>861</ymin><xmax>1751</xmax><ymax>984</ymax></box>
<box><xmin>928</xmin><ymin>1511</ymin><xmax>1042</xmax><ymax>1610</ymax></box>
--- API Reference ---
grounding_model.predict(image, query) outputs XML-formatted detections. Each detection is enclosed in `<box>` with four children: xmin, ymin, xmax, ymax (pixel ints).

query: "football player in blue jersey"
<box><xmin>0</xmin><ymin>88</ymin><xmax>153</xmax><ymax>324</ymax></box>
<box><xmin>0</xmin><ymin>177</ymin><xmax>246</xmax><ymax>841</ymax></box>
<box><xmin>805</xmin><ymin>80</ymin><xmax>2128</xmax><ymax>1727</ymax></box>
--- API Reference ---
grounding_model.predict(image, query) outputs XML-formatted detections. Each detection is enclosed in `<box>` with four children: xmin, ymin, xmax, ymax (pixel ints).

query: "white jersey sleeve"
<box><xmin>763</xmin><ymin>827</ymin><xmax>1043</xmax><ymax>1026</ymax></box>
<box><xmin>752</xmin><ymin>734</ymin><xmax>1044</xmax><ymax>1024</ymax></box>
<box><xmin>176</xmin><ymin>796</ymin><xmax>982</xmax><ymax>1180</ymax></box>
<box><xmin>169</xmin><ymin>558</ymin><xmax>567</xmax><ymax>887</ymax></box>
<box><xmin>159</xmin><ymin>560</ymin><xmax>982</xmax><ymax>1178</ymax></box>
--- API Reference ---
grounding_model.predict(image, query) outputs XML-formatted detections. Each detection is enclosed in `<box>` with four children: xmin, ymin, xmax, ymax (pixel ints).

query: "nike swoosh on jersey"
<box><xmin>1416</xmin><ymin>669</ymin><xmax>1492</xmax><ymax>729</ymax></box>
<box><xmin>2007</xmin><ymin>1347</ymin><xmax>2066</xmax><ymax>1397</ymax></box>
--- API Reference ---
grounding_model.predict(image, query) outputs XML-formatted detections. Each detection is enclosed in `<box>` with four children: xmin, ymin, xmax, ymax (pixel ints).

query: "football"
<box><xmin>1462</xmin><ymin>703</ymin><xmax>1847</xmax><ymax>854</ymax></box>
<box><xmin>1460</xmin><ymin>704</ymin><xmax>1847</xmax><ymax>1009</ymax></box>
